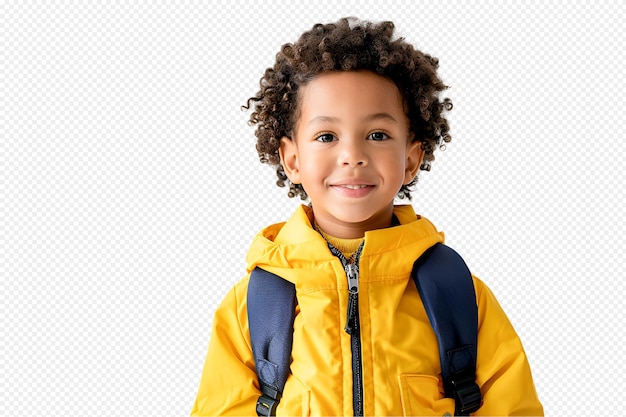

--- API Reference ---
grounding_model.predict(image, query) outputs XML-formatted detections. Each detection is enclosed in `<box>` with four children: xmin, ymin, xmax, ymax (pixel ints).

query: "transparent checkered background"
<box><xmin>3</xmin><ymin>1</ymin><xmax>624</xmax><ymax>415</ymax></box>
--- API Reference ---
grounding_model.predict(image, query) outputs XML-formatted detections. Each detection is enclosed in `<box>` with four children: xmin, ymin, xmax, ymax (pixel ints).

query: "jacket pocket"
<box><xmin>277</xmin><ymin>373</ymin><xmax>310</xmax><ymax>416</ymax></box>
<box><xmin>398</xmin><ymin>374</ymin><xmax>455</xmax><ymax>416</ymax></box>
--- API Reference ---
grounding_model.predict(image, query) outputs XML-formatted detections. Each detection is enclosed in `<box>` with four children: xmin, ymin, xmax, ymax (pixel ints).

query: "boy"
<box><xmin>192</xmin><ymin>18</ymin><xmax>543</xmax><ymax>416</ymax></box>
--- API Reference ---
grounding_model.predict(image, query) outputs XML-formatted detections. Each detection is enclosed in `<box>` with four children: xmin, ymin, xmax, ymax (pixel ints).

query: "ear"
<box><xmin>279</xmin><ymin>136</ymin><xmax>301</xmax><ymax>184</ymax></box>
<box><xmin>404</xmin><ymin>140</ymin><xmax>425</xmax><ymax>184</ymax></box>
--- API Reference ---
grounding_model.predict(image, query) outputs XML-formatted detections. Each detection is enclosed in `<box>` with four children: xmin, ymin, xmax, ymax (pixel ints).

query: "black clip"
<box><xmin>256</xmin><ymin>384</ymin><xmax>281</xmax><ymax>416</ymax></box>
<box><xmin>256</xmin><ymin>394</ymin><xmax>279</xmax><ymax>416</ymax></box>
<box><xmin>450</xmin><ymin>373</ymin><xmax>482</xmax><ymax>415</ymax></box>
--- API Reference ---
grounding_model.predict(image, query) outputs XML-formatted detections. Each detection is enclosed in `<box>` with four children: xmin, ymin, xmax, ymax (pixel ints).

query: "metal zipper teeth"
<box><xmin>342</xmin><ymin>246</ymin><xmax>365</xmax><ymax>417</ymax></box>
<box><xmin>327</xmin><ymin>242</ymin><xmax>365</xmax><ymax>416</ymax></box>
<box><xmin>349</xmin><ymin>293</ymin><xmax>364</xmax><ymax>416</ymax></box>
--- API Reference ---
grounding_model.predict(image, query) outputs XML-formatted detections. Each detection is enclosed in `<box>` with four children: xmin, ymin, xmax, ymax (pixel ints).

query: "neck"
<box><xmin>312</xmin><ymin>207</ymin><xmax>395</xmax><ymax>239</ymax></box>
<box><xmin>314</xmin><ymin>221</ymin><xmax>364</xmax><ymax>258</ymax></box>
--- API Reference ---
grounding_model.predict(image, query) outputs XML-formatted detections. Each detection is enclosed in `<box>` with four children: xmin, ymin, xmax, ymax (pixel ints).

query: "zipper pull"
<box><xmin>346</xmin><ymin>263</ymin><xmax>359</xmax><ymax>294</ymax></box>
<box><xmin>345</xmin><ymin>263</ymin><xmax>359</xmax><ymax>334</ymax></box>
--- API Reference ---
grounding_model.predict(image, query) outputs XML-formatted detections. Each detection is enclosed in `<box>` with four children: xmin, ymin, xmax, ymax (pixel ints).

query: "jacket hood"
<box><xmin>245</xmin><ymin>205</ymin><xmax>444</xmax><ymax>287</ymax></box>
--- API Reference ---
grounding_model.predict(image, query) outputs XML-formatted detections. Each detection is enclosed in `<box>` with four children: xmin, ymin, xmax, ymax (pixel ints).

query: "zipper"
<box><xmin>345</xmin><ymin>286</ymin><xmax>363</xmax><ymax>416</ymax></box>
<box><xmin>328</xmin><ymin>243</ymin><xmax>365</xmax><ymax>416</ymax></box>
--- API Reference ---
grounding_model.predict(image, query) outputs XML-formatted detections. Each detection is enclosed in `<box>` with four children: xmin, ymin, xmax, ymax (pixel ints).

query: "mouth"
<box><xmin>336</xmin><ymin>184</ymin><xmax>371</xmax><ymax>190</ymax></box>
<box><xmin>330</xmin><ymin>183</ymin><xmax>375</xmax><ymax>198</ymax></box>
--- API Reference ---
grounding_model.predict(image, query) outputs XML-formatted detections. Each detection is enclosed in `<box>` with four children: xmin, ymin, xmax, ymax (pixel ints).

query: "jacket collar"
<box><xmin>245</xmin><ymin>204</ymin><xmax>444</xmax><ymax>283</ymax></box>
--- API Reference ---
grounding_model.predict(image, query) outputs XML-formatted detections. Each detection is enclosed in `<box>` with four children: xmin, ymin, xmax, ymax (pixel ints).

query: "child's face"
<box><xmin>279</xmin><ymin>70</ymin><xmax>423</xmax><ymax>238</ymax></box>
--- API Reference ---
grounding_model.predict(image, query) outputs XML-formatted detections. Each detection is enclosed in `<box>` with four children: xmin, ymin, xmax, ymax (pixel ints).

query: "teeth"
<box><xmin>342</xmin><ymin>184</ymin><xmax>368</xmax><ymax>189</ymax></box>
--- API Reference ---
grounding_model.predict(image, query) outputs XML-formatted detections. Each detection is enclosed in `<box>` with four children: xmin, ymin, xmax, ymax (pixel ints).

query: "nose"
<box><xmin>338</xmin><ymin>138</ymin><xmax>368</xmax><ymax>167</ymax></box>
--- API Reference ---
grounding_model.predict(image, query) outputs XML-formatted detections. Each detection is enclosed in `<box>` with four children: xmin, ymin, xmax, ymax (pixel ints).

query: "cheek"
<box><xmin>297</xmin><ymin>150</ymin><xmax>330</xmax><ymax>182</ymax></box>
<box><xmin>382</xmin><ymin>149</ymin><xmax>408</xmax><ymax>170</ymax></box>
<box><xmin>305</xmin><ymin>150</ymin><xmax>332</xmax><ymax>169</ymax></box>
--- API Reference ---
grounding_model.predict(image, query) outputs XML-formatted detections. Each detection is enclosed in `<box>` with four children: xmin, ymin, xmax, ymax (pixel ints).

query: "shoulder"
<box><xmin>471</xmin><ymin>275</ymin><xmax>521</xmax><ymax>340</ymax></box>
<box><xmin>472</xmin><ymin>275</ymin><xmax>502</xmax><ymax>310</ymax></box>
<box><xmin>219</xmin><ymin>275</ymin><xmax>251</xmax><ymax>312</ymax></box>
<box><xmin>212</xmin><ymin>276</ymin><xmax>252</xmax><ymax>339</ymax></box>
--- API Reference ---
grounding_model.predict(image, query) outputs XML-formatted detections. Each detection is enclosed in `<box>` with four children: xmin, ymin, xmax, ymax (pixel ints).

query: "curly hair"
<box><xmin>243</xmin><ymin>17</ymin><xmax>452</xmax><ymax>200</ymax></box>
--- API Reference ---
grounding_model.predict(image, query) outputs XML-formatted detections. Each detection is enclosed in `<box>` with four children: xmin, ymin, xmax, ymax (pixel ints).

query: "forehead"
<box><xmin>296</xmin><ymin>71</ymin><xmax>407</xmax><ymax>125</ymax></box>
<box><xmin>301</xmin><ymin>70</ymin><xmax>403</xmax><ymax>106</ymax></box>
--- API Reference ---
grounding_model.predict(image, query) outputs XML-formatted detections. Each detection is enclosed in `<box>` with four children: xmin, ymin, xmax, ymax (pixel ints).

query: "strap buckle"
<box><xmin>450</xmin><ymin>373</ymin><xmax>482</xmax><ymax>415</ymax></box>
<box><xmin>256</xmin><ymin>384</ymin><xmax>281</xmax><ymax>416</ymax></box>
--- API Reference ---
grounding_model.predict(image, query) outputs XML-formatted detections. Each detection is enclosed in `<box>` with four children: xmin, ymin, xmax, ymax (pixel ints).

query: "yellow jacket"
<box><xmin>191</xmin><ymin>205</ymin><xmax>543</xmax><ymax>416</ymax></box>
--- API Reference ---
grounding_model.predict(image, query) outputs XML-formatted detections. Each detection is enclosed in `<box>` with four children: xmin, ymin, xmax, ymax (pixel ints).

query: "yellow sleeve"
<box><xmin>473</xmin><ymin>278</ymin><xmax>544</xmax><ymax>416</ymax></box>
<box><xmin>190</xmin><ymin>278</ymin><xmax>260</xmax><ymax>416</ymax></box>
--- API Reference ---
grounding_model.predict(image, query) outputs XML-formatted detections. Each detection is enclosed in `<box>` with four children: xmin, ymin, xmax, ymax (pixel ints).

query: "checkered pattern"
<box><xmin>4</xmin><ymin>1</ymin><xmax>625</xmax><ymax>415</ymax></box>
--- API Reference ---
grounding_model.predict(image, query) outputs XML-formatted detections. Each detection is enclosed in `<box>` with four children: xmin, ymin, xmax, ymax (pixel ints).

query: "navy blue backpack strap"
<box><xmin>412</xmin><ymin>243</ymin><xmax>483</xmax><ymax>415</ymax></box>
<box><xmin>247</xmin><ymin>267</ymin><xmax>297</xmax><ymax>416</ymax></box>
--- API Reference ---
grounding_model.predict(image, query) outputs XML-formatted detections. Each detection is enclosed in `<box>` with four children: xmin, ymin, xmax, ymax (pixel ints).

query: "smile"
<box><xmin>337</xmin><ymin>184</ymin><xmax>370</xmax><ymax>190</ymax></box>
<box><xmin>330</xmin><ymin>184</ymin><xmax>375</xmax><ymax>198</ymax></box>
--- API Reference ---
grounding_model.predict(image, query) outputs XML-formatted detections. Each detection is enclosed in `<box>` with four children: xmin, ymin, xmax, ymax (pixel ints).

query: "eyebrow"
<box><xmin>307</xmin><ymin>113</ymin><xmax>399</xmax><ymax>127</ymax></box>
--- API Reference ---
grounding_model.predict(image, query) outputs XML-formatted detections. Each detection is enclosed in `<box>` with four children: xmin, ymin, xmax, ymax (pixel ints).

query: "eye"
<box><xmin>315</xmin><ymin>133</ymin><xmax>336</xmax><ymax>143</ymax></box>
<box><xmin>368</xmin><ymin>132</ymin><xmax>389</xmax><ymax>141</ymax></box>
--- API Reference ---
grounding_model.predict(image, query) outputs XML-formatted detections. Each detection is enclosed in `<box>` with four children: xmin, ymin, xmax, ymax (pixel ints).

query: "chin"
<box><xmin>337</xmin><ymin>211</ymin><xmax>379</xmax><ymax>225</ymax></box>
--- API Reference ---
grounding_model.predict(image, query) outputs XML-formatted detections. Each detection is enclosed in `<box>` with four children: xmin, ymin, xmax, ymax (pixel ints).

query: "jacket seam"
<box><xmin>360</xmin><ymin>236</ymin><xmax>441</xmax><ymax>257</ymax></box>
<box><xmin>294</xmin><ymin>275</ymin><xmax>410</xmax><ymax>293</ymax></box>
<box><xmin>365</xmin><ymin>286</ymin><xmax>375</xmax><ymax>416</ymax></box>
<box><xmin>296</xmin><ymin>285</ymin><xmax>347</xmax><ymax>294</ymax></box>
<box><xmin>363</xmin><ymin>275</ymin><xmax>409</xmax><ymax>283</ymax></box>
<box><xmin>336</xmin><ymin>285</ymin><xmax>345</xmax><ymax>414</ymax></box>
